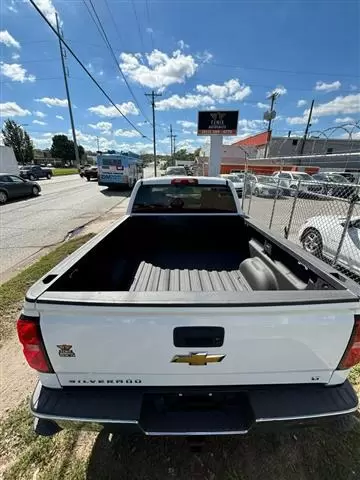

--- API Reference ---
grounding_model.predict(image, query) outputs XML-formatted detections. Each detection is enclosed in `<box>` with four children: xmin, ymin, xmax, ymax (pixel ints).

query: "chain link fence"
<box><xmin>242</xmin><ymin>172</ymin><xmax>360</xmax><ymax>283</ymax></box>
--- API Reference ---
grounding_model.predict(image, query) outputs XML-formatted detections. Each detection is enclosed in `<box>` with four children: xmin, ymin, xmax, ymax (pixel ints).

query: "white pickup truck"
<box><xmin>18</xmin><ymin>176</ymin><xmax>360</xmax><ymax>437</ymax></box>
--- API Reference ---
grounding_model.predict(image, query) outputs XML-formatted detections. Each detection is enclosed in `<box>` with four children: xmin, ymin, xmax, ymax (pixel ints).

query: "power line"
<box><xmin>28</xmin><ymin>0</ymin><xmax>149</xmax><ymax>139</ymax></box>
<box><xmin>211</xmin><ymin>62</ymin><xmax>360</xmax><ymax>79</ymax></box>
<box><xmin>145</xmin><ymin>90</ymin><xmax>162</xmax><ymax>176</ymax></box>
<box><xmin>130</xmin><ymin>0</ymin><xmax>147</xmax><ymax>54</ymax></box>
<box><xmin>145</xmin><ymin>0</ymin><xmax>155</xmax><ymax>51</ymax></box>
<box><xmin>103</xmin><ymin>0</ymin><xmax>125</xmax><ymax>46</ymax></box>
<box><xmin>82</xmin><ymin>0</ymin><xmax>153</xmax><ymax>126</ymax></box>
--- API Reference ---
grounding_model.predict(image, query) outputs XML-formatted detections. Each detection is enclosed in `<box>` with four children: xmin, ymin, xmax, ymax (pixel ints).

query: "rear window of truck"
<box><xmin>132</xmin><ymin>184</ymin><xmax>237</xmax><ymax>213</ymax></box>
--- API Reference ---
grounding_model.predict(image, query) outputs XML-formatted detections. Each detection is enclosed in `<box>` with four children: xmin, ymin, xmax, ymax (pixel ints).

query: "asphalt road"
<box><xmin>0</xmin><ymin>166</ymin><xmax>156</xmax><ymax>282</ymax></box>
<box><xmin>0</xmin><ymin>175</ymin><xmax>130</xmax><ymax>281</ymax></box>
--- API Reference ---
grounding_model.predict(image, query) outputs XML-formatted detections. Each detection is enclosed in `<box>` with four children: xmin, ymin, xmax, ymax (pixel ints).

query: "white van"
<box><xmin>0</xmin><ymin>146</ymin><xmax>19</xmax><ymax>175</ymax></box>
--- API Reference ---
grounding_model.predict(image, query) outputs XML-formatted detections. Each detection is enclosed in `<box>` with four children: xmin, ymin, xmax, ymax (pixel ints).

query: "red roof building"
<box><xmin>232</xmin><ymin>131</ymin><xmax>269</xmax><ymax>148</ymax></box>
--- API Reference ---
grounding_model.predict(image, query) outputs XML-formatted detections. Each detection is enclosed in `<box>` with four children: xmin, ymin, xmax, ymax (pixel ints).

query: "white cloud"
<box><xmin>350</xmin><ymin>85</ymin><xmax>357</xmax><ymax>91</ymax></box>
<box><xmin>88</xmin><ymin>121</ymin><xmax>112</xmax><ymax>133</ymax></box>
<box><xmin>32</xmin><ymin>137</ymin><xmax>52</xmax><ymax>148</ymax></box>
<box><xmin>268</xmin><ymin>85</ymin><xmax>287</xmax><ymax>96</ymax></box>
<box><xmin>177</xmin><ymin>120</ymin><xmax>197</xmax><ymax>129</ymax></box>
<box><xmin>62</xmin><ymin>128</ymin><xmax>152</xmax><ymax>153</ymax></box>
<box><xmin>177</xmin><ymin>40</ymin><xmax>189</xmax><ymax>49</ymax></box>
<box><xmin>306</xmin><ymin>94</ymin><xmax>360</xmax><ymax>117</ymax></box>
<box><xmin>35</xmin><ymin>97</ymin><xmax>68</xmax><ymax>107</ymax></box>
<box><xmin>120</xmin><ymin>49</ymin><xmax>197</xmax><ymax>90</ymax></box>
<box><xmin>297</xmin><ymin>99</ymin><xmax>307</xmax><ymax>107</ymax></box>
<box><xmin>0</xmin><ymin>102</ymin><xmax>31</xmax><ymax>117</ymax></box>
<box><xmin>113</xmin><ymin>129</ymin><xmax>141</xmax><ymax>138</ymax></box>
<box><xmin>7</xmin><ymin>1</ymin><xmax>18</xmax><ymax>13</ymax></box>
<box><xmin>257</xmin><ymin>102</ymin><xmax>268</xmax><ymax>109</ymax></box>
<box><xmin>33</xmin><ymin>111</ymin><xmax>46</xmax><ymax>118</ymax></box>
<box><xmin>86</xmin><ymin>63</ymin><xmax>104</xmax><ymax>77</ymax></box>
<box><xmin>31</xmin><ymin>0</ymin><xmax>59</xmax><ymax>27</ymax></box>
<box><xmin>196</xmin><ymin>79</ymin><xmax>251</xmax><ymax>103</ymax></box>
<box><xmin>196</xmin><ymin>50</ymin><xmax>213</xmax><ymax>64</ymax></box>
<box><xmin>56</xmin><ymin>115</ymin><xmax>64</xmax><ymax>120</ymax></box>
<box><xmin>238</xmin><ymin>119</ymin><xmax>265</xmax><ymax>129</ymax></box>
<box><xmin>88</xmin><ymin>101</ymin><xmax>139</xmax><ymax>117</ymax></box>
<box><xmin>0</xmin><ymin>63</ymin><xmax>35</xmax><ymax>82</ymax></box>
<box><xmin>286</xmin><ymin>115</ymin><xmax>319</xmax><ymax>125</ymax></box>
<box><xmin>334</xmin><ymin>117</ymin><xmax>355</xmax><ymax>124</ymax></box>
<box><xmin>0</xmin><ymin>30</ymin><xmax>20</xmax><ymax>49</ymax></box>
<box><xmin>315</xmin><ymin>80</ymin><xmax>341</xmax><ymax>93</ymax></box>
<box><xmin>157</xmin><ymin>94</ymin><xmax>215</xmax><ymax>111</ymax></box>
<box><xmin>32</xmin><ymin>120</ymin><xmax>47</xmax><ymax>125</ymax></box>
<box><xmin>12</xmin><ymin>52</ymin><xmax>20</xmax><ymax>60</ymax></box>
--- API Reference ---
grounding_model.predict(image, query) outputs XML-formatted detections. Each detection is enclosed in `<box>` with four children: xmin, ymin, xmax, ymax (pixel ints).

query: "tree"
<box><xmin>1</xmin><ymin>119</ymin><xmax>34</xmax><ymax>164</ymax></box>
<box><xmin>23</xmin><ymin>131</ymin><xmax>34</xmax><ymax>164</ymax></box>
<box><xmin>50</xmin><ymin>135</ymin><xmax>79</xmax><ymax>164</ymax></box>
<box><xmin>78</xmin><ymin>145</ymin><xmax>85</xmax><ymax>159</ymax></box>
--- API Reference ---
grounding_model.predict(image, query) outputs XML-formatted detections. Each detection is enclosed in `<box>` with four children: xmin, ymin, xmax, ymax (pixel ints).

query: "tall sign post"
<box><xmin>197</xmin><ymin>110</ymin><xmax>239</xmax><ymax>176</ymax></box>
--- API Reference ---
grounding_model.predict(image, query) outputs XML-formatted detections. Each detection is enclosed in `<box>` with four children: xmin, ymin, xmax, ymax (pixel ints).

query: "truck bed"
<box><xmin>42</xmin><ymin>214</ymin><xmax>359</xmax><ymax>295</ymax></box>
<box><xmin>130</xmin><ymin>261</ymin><xmax>252</xmax><ymax>292</ymax></box>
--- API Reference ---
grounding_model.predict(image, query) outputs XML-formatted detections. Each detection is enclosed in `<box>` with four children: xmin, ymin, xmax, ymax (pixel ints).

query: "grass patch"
<box><xmin>0</xmin><ymin>402</ymin><xmax>93</xmax><ymax>480</ymax></box>
<box><xmin>53</xmin><ymin>168</ymin><xmax>78</xmax><ymax>176</ymax></box>
<box><xmin>349</xmin><ymin>364</ymin><xmax>360</xmax><ymax>385</ymax></box>
<box><xmin>0</xmin><ymin>234</ymin><xmax>94</xmax><ymax>346</ymax></box>
<box><xmin>1</xmin><ymin>402</ymin><xmax>360</xmax><ymax>480</ymax></box>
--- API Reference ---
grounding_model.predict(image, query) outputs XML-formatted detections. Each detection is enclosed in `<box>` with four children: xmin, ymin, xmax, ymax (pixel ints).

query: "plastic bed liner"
<box><xmin>130</xmin><ymin>261</ymin><xmax>252</xmax><ymax>292</ymax></box>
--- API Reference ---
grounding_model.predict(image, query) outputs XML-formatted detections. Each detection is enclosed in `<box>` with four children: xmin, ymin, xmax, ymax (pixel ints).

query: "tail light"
<box><xmin>338</xmin><ymin>315</ymin><xmax>360</xmax><ymax>370</ymax></box>
<box><xmin>171</xmin><ymin>178</ymin><xmax>198</xmax><ymax>185</ymax></box>
<box><xmin>17</xmin><ymin>315</ymin><xmax>53</xmax><ymax>373</ymax></box>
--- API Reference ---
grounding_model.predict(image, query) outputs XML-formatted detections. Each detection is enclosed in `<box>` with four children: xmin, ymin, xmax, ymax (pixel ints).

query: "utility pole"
<box><xmin>56</xmin><ymin>13</ymin><xmax>80</xmax><ymax>166</ymax></box>
<box><xmin>173</xmin><ymin>135</ymin><xmax>177</xmax><ymax>156</ymax></box>
<box><xmin>168</xmin><ymin>124</ymin><xmax>173</xmax><ymax>158</ymax></box>
<box><xmin>145</xmin><ymin>90</ymin><xmax>162</xmax><ymax>176</ymax></box>
<box><xmin>300</xmin><ymin>99</ymin><xmax>314</xmax><ymax>155</ymax></box>
<box><xmin>96</xmin><ymin>136</ymin><xmax>100</xmax><ymax>153</ymax></box>
<box><xmin>264</xmin><ymin>92</ymin><xmax>279</xmax><ymax>158</ymax></box>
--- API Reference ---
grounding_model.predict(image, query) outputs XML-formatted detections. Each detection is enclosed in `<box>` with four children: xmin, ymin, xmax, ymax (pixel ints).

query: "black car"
<box><xmin>20</xmin><ymin>165</ymin><xmax>53</xmax><ymax>180</ymax></box>
<box><xmin>311</xmin><ymin>173</ymin><xmax>357</xmax><ymax>199</ymax></box>
<box><xmin>0</xmin><ymin>173</ymin><xmax>41</xmax><ymax>204</ymax></box>
<box><xmin>84</xmin><ymin>165</ymin><xmax>98</xmax><ymax>181</ymax></box>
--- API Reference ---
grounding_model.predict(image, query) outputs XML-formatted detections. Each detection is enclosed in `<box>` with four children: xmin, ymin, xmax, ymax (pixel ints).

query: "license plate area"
<box><xmin>139</xmin><ymin>391</ymin><xmax>254</xmax><ymax>435</ymax></box>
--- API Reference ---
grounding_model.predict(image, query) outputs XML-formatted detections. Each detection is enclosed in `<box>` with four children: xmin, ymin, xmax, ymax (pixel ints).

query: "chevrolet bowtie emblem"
<box><xmin>171</xmin><ymin>352</ymin><xmax>225</xmax><ymax>366</ymax></box>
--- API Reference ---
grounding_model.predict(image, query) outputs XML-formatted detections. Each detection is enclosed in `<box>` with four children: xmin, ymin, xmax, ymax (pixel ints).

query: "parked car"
<box><xmin>20</xmin><ymin>165</ymin><xmax>53</xmax><ymax>180</ymax></box>
<box><xmin>299</xmin><ymin>215</ymin><xmax>360</xmax><ymax>276</ymax></box>
<box><xmin>79</xmin><ymin>164</ymin><xmax>91</xmax><ymax>178</ymax></box>
<box><xmin>272</xmin><ymin>171</ymin><xmax>323</xmax><ymax>196</ymax></box>
<box><xmin>311</xmin><ymin>173</ymin><xmax>358</xmax><ymax>199</ymax></box>
<box><xmin>340</xmin><ymin>172</ymin><xmax>360</xmax><ymax>184</ymax></box>
<box><xmin>164</xmin><ymin>166</ymin><xmax>187</xmax><ymax>176</ymax></box>
<box><xmin>252</xmin><ymin>175</ymin><xmax>285</xmax><ymax>197</ymax></box>
<box><xmin>0</xmin><ymin>173</ymin><xmax>41</xmax><ymax>204</ymax></box>
<box><xmin>220</xmin><ymin>174</ymin><xmax>244</xmax><ymax>197</ymax></box>
<box><xmin>20</xmin><ymin>176</ymin><xmax>360</xmax><ymax>438</ymax></box>
<box><xmin>84</xmin><ymin>165</ymin><xmax>98</xmax><ymax>181</ymax></box>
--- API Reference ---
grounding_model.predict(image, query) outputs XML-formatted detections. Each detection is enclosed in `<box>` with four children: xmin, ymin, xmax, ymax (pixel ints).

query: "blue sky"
<box><xmin>0</xmin><ymin>0</ymin><xmax>359</xmax><ymax>154</ymax></box>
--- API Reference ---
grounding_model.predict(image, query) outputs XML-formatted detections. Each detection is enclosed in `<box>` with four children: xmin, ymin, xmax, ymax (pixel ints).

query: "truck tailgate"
<box><xmin>36</xmin><ymin>301</ymin><xmax>357</xmax><ymax>386</ymax></box>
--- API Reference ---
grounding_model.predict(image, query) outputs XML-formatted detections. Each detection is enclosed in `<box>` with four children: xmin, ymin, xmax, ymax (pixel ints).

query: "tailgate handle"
<box><xmin>173</xmin><ymin>327</ymin><xmax>224</xmax><ymax>348</ymax></box>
